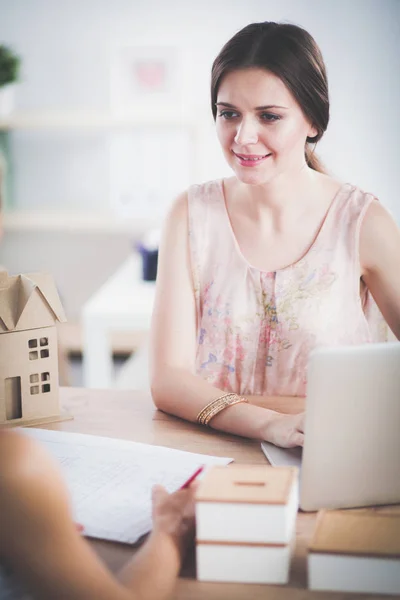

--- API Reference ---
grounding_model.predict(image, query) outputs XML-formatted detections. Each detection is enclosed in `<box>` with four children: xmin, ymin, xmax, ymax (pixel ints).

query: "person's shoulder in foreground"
<box><xmin>0</xmin><ymin>429</ymin><xmax>196</xmax><ymax>600</ymax></box>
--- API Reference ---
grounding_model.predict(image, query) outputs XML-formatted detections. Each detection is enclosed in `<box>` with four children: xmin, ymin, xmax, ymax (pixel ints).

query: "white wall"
<box><xmin>0</xmin><ymin>0</ymin><xmax>399</xmax><ymax>218</ymax></box>
<box><xmin>0</xmin><ymin>0</ymin><xmax>399</xmax><ymax>320</ymax></box>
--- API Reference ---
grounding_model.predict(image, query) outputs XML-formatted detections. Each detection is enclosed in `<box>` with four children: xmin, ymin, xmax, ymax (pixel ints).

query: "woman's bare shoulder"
<box><xmin>164</xmin><ymin>178</ymin><xmax>225</xmax><ymax>232</ymax></box>
<box><xmin>168</xmin><ymin>189</ymin><xmax>189</xmax><ymax>219</ymax></box>
<box><xmin>0</xmin><ymin>429</ymin><xmax>61</xmax><ymax>491</ymax></box>
<box><xmin>360</xmin><ymin>199</ymin><xmax>400</xmax><ymax>271</ymax></box>
<box><xmin>311</xmin><ymin>172</ymin><xmax>344</xmax><ymax>198</ymax></box>
<box><xmin>0</xmin><ymin>428</ymin><xmax>37</xmax><ymax>466</ymax></box>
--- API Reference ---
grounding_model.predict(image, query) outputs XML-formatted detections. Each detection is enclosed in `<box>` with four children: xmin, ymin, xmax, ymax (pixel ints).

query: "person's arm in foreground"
<box><xmin>150</xmin><ymin>192</ymin><xmax>304</xmax><ymax>448</ymax></box>
<box><xmin>0</xmin><ymin>430</ymin><xmax>195</xmax><ymax>600</ymax></box>
<box><xmin>360</xmin><ymin>200</ymin><xmax>400</xmax><ymax>340</ymax></box>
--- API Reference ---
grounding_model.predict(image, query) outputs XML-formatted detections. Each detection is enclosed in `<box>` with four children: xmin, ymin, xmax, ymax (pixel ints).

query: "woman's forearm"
<box><xmin>151</xmin><ymin>367</ymin><xmax>301</xmax><ymax>440</ymax></box>
<box><xmin>247</xmin><ymin>394</ymin><xmax>305</xmax><ymax>413</ymax></box>
<box><xmin>118</xmin><ymin>530</ymin><xmax>181</xmax><ymax>600</ymax></box>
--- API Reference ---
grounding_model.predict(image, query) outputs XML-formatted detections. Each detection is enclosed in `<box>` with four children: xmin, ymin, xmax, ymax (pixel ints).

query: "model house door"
<box><xmin>5</xmin><ymin>376</ymin><xmax>22</xmax><ymax>420</ymax></box>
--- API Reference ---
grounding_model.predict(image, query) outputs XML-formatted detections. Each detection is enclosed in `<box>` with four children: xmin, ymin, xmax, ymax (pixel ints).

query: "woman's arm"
<box><xmin>150</xmin><ymin>192</ymin><xmax>304</xmax><ymax>448</ymax></box>
<box><xmin>119</xmin><ymin>484</ymin><xmax>196</xmax><ymax>600</ymax></box>
<box><xmin>0</xmin><ymin>430</ymin><xmax>195</xmax><ymax>600</ymax></box>
<box><xmin>247</xmin><ymin>395</ymin><xmax>305</xmax><ymax>413</ymax></box>
<box><xmin>360</xmin><ymin>200</ymin><xmax>400</xmax><ymax>340</ymax></box>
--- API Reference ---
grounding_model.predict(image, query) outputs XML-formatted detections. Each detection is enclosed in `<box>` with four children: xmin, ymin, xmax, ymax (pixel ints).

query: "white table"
<box><xmin>82</xmin><ymin>254</ymin><xmax>156</xmax><ymax>388</ymax></box>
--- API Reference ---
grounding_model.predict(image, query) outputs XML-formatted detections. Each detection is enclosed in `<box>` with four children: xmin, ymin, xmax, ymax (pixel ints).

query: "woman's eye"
<box><xmin>219</xmin><ymin>110</ymin><xmax>239</xmax><ymax>120</ymax></box>
<box><xmin>260</xmin><ymin>113</ymin><xmax>281</xmax><ymax>122</ymax></box>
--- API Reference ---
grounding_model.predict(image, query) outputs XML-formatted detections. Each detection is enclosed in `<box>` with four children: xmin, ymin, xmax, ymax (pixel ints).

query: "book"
<box><xmin>308</xmin><ymin>509</ymin><xmax>400</xmax><ymax>595</ymax></box>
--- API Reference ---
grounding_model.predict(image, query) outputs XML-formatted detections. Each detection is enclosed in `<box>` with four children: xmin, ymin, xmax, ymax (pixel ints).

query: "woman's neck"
<box><xmin>234</xmin><ymin>167</ymin><xmax>322</xmax><ymax>217</ymax></box>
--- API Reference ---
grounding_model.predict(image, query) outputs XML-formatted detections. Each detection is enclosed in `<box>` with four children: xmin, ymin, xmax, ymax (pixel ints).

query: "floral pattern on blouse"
<box><xmin>188</xmin><ymin>180</ymin><xmax>388</xmax><ymax>397</ymax></box>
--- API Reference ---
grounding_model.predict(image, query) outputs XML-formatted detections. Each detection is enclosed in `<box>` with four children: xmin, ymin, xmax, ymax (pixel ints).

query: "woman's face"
<box><xmin>215</xmin><ymin>68</ymin><xmax>317</xmax><ymax>186</ymax></box>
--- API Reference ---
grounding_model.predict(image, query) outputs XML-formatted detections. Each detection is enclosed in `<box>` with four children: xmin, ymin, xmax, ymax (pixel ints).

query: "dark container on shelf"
<box><xmin>137</xmin><ymin>244</ymin><xmax>159</xmax><ymax>281</ymax></box>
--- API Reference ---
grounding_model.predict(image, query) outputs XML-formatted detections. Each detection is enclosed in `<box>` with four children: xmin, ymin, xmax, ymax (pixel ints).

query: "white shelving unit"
<box><xmin>0</xmin><ymin>109</ymin><xmax>193</xmax><ymax>131</ymax></box>
<box><xmin>1</xmin><ymin>109</ymin><xmax>202</xmax><ymax>233</ymax></box>
<box><xmin>3</xmin><ymin>208</ymin><xmax>158</xmax><ymax>234</ymax></box>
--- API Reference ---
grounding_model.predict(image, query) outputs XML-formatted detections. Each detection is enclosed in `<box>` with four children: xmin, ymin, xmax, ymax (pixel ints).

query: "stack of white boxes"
<box><xmin>308</xmin><ymin>510</ymin><xmax>400</xmax><ymax>595</ymax></box>
<box><xmin>195</xmin><ymin>464</ymin><xmax>299</xmax><ymax>584</ymax></box>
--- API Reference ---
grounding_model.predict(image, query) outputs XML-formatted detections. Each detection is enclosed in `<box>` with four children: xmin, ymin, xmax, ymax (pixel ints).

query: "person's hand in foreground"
<box><xmin>151</xmin><ymin>483</ymin><xmax>197</xmax><ymax>560</ymax></box>
<box><xmin>0</xmin><ymin>429</ymin><xmax>198</xmax><ymax>600</ymax></box>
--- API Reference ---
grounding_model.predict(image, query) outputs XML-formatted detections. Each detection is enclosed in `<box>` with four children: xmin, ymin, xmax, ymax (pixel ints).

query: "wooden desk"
<box><xmin>39</xmin><ymin>388</ymin><xmax>391</xmax><ymax>600</ymax></box>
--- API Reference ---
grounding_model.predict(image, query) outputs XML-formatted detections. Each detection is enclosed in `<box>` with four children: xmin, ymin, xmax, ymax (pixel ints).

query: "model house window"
<box><xmin>41</xmin><ymin>372</ymin><xmax>50</xmax><ymax>393</ymax></box>
<box><xmin>40</xmin><ymin>337</ymin><xmax>49</xmax><ymax>358</ymax></box>
<box><xmin>30</xmin><ymin>372</ymin><xmax>51</xmax><ymax>394</ymax></box>
<box><xmin>28</xmin><ymin>338</ymin><xmax>38</xmax><ymax>360</ymax></box>
<box><xmin>28</xmin><ymin>338</ymin><xmax>50</xmax><ymax>359</ymax></box>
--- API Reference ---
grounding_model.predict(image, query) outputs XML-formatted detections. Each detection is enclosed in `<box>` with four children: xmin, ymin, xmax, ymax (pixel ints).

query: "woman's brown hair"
<box><xmin>211</xmin><ymin>22</ymin><xmax>329</xmax><ymax>173</ymax></box>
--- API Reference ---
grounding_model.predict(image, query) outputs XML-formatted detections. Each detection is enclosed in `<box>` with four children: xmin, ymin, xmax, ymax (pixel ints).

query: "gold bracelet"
<box><xmin>196</xmin><ymin>393</ymin><xmax>236</xmax><ymax>424</ymax></box>
<box><xmin>196</xmin><ymin>393</ymin><xmax>249</xmax><ymax>426</ymax></box>
<box><xmin>197</xmin><ymin>393</ymin><xmax>237</xmax><ymax>426</ymax></box>
<box><xmin>201</xmin><ymin>394</ymin><xmax>248</xmax><ymax>426</ymax></box>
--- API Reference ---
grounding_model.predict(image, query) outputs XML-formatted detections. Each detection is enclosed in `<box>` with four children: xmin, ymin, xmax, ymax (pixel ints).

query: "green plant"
<box><xmin>0</xmin><ymin>45</ymin><xmax>20</xmax><ymax>87</ymax></box>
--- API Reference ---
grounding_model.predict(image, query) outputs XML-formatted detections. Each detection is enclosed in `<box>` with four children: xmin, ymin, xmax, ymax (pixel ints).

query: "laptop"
<box><xmin>261</xmin><ymin>342</ymin><xmax>400</xmax><ymax>511</ymax></box>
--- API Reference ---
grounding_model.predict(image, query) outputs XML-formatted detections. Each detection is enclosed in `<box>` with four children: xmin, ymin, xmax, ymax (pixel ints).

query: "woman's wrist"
<box><xmin>261</xmin><ymin>409</ymin><xmax>281</xmax><ymax>442</ymax></box>
<box><xmin>151</xmin><ymin>526</ymin><xmax>186</xmax><ymax>565</ymax></box>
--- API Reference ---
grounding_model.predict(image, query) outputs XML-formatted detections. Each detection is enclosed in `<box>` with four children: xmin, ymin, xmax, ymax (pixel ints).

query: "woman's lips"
<box><xmin>233</xmin><ymin>151</ymin><xmax>272</xmax><ymax>167</ymax></box>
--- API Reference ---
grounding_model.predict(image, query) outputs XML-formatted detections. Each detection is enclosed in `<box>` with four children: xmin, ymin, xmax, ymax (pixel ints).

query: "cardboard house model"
<box><xmin>0</xmin><ymin>269</ymin><xmax>71</xmax><ymax>427</ymax></box>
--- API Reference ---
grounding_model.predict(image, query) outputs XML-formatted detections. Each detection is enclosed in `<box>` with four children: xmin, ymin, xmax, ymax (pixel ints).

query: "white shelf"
<box><xmin>3</xmin><ymin>209</ymin><xmax>160</xmax><ymax>234</ymax></box>
<box><xmin>0</xmin><ymin>109</ymin><xmax>193</xmax><ymax>131</ymax></box>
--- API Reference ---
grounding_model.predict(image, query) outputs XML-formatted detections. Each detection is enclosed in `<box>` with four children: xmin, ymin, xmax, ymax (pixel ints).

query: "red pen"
<box><xmin>179</xmin><ymin>465</ymin><xmax>205</xmax><ymax>490</ymax></box>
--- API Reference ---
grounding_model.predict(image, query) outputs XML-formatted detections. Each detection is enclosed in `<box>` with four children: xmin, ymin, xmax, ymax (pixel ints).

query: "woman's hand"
<box><xmin>263</xmin><ymin>412</ymin><xmax>305</xmax><ymax>448</ymax></box>
<box><xmin>151</xmin><ymin>484</ymin><xmax>197</xmax><ymax>561</ymax></box>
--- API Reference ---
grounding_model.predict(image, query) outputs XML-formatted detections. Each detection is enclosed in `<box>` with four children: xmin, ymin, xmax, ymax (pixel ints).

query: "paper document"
<box><xmin>22</xmin><ymin>428</ymin><xmax>232</xmax><ymax>545</ymax></box>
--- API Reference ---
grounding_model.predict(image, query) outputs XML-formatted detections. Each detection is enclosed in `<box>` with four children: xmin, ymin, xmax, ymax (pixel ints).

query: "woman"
<box><xmin>150</xmin><ymin>22</ymin><xmax>400</xmax><ymax>448</ymax></box>
<box><xmin>0</xmin><ymin>429</ymin><xmax>196</xmax><ymax>599</ymax></box>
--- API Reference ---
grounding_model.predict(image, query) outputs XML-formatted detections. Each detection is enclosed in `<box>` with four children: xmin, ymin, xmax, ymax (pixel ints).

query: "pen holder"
<box><xmin>137</xmin><ymin>244</ymin><xmax>158</xmax><ymax>281</ymax></box>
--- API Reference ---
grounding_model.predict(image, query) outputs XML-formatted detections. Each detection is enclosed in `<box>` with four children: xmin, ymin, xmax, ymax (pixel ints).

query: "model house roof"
<box><xmin>0</xmin><ymin>270</ymin><xmax>67</xmax><ymax>333</ymax></box>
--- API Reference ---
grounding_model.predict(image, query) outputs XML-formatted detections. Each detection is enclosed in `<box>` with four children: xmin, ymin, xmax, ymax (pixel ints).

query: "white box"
<box><xmin>197</xmin><ymin>540</ymin><xmax>293</xmax><ymax>584</ymax></box>
<box><xmin>308</xmin><ymin>510</ymin><xmax>400</xmax><ymax>595</ymax></box>
<box><xmin>195</xmin><ymin>465</ymin><xmax>299</xmax><ymax>584</ymax></box>
<box><xmin>196</xmin><ymin>464</ymin><xmax>299</xmax><ymax>544</ymax></box>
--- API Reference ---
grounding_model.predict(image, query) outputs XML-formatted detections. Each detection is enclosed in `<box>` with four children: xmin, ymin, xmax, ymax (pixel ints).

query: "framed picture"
<box><xmin>110</xmin><ymin>45</ymin><xmax>182</xmax><ymax>114</ymax></box>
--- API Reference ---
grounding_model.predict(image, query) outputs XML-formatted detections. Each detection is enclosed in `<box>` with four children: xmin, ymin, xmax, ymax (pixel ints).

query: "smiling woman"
<box><xmin>210</xmin><ymin>22</ymin><xmax>328</xmax><ymax>175</ymax></box>
<box><xmin>215</xmin><ymin>68</ymin><xmax>319</xmax><ymax>186</ymax></box>
<box><xmin>149</xmin><ymin>21</ymin><xmax>400</xmax><ymax>449</ymax></box>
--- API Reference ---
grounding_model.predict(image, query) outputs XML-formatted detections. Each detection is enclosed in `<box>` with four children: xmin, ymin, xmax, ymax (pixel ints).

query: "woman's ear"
<box><xmin>308</xmin><ymin>123</ymin><xmax>318</xmax><ymax>139</ymax></box>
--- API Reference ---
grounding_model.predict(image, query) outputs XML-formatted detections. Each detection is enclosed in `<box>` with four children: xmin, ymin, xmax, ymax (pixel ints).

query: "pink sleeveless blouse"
<box><xmin>187</xmin><ymin>179</ymin><xmax>387</xmax><ymax>397</ymax></box>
